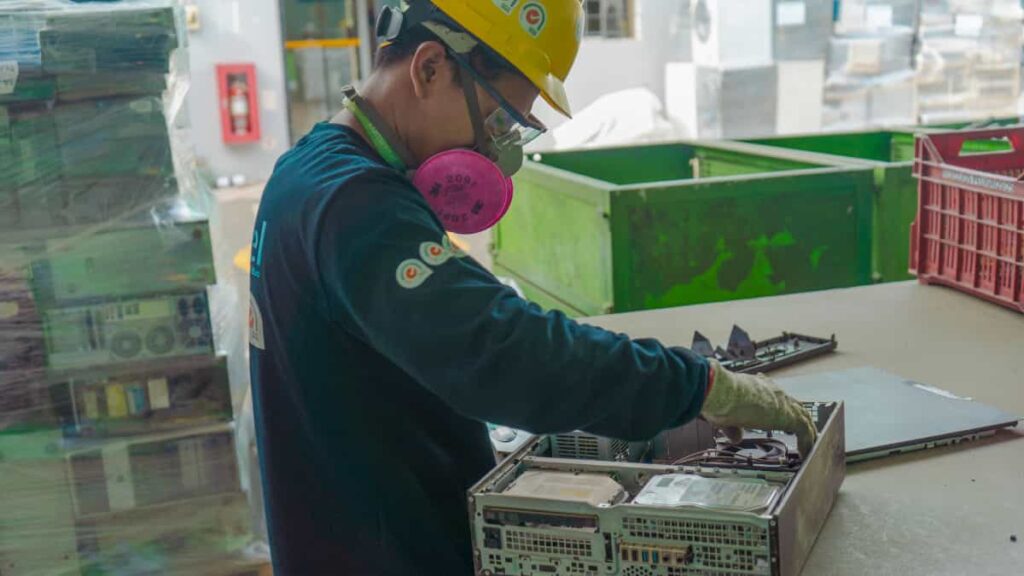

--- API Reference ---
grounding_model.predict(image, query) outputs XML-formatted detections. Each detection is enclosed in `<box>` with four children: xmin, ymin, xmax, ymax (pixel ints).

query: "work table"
<box><xmin>584</xmin><ymin>281</ymin><xmax>1024</xmax><ymax>576</ymax></box>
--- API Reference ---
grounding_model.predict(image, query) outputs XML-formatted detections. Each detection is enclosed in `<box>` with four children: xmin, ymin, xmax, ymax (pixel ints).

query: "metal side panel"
<box><xmin>493</xmin><ymin>162</ymin><xmax>614</xmax><ymax>318</ymax></box>
<box><xmin>611</xmin><ymin>168</ymin><xmax>875</xmax><ymax>312</ymax></box>
<box><xmin>775</xmin><ymin>402</ymin><xmax>846</xmax><ymax>576</ymax></box>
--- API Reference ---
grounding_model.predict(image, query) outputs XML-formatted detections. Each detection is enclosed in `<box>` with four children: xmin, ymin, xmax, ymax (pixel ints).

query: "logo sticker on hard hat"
<box><xmin>493</xmin><ymin>0</ymin><xmax>520</xmax><ymax>15</ymax></box>
<box><xmin>520</xmin><ymin>2</ymin><xmax>547</xmax><ymax>37</ymax></box>
<box><xmin>396</xmin><ymin>259</ymin><xmax>433</xmax><ymax>289</ymax></box>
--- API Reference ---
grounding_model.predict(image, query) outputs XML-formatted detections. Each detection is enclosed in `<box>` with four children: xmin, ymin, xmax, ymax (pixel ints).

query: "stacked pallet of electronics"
<box><xmin>0</xmin><ymin>2</ymin><xmax>268</xmax><ymax>575</ymax></box>
<box><xmin>824</xmin><ymin>0</ymin><xmax>918</xmax><ymax>129</ymax></box>
<box><xmin>665</xmin><ymin>0</ymin><xmax>834</xmax><ymax>139</ymax></box>
<box><xmin>915</xmin><ymin>0</ymin><xmax>1024</xmax><ymax>124</ymax></box>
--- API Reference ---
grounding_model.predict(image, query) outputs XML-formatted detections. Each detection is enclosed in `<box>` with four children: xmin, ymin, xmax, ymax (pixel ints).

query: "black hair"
<box><xmin>374</xmin><ymin>24</ymin><xmax>522</xmax><ymax>82</ymax></box>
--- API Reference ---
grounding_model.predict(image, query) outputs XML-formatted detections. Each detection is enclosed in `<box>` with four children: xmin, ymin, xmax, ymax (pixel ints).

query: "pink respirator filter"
<box><xmin>411</xmin><ymin>149</ymin><xmax>514</xmax><ymax>235</ymax></box>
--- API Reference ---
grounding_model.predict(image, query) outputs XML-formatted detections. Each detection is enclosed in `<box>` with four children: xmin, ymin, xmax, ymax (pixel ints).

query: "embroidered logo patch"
<box><xmin>520</xmin><ymin>2</ymin><xmax>547</xmax><ymax>37</ymax></box>
<box><xmin>443</xmin><ymin>235</ymin><xmax>468</xmax><ymax>258</ymax></box>
<box><xmin>420</xmin><ymin>241</ymin><xmax>451</xmax><ymax>266</ymax></box>
<box><xmin>396</xmin><ymin>259</ymin><xmax>433</xmax><ymax>289</ymax></box>
<box><xmin>493</xmin><ymin>0</ymin><xmax>520</xmax><ymax>15</ymax></box>
<box><xmin>248</xmin><ymin>293</ymin><xmax>266</xmax><ymax>350</ymax></box>
<box><xmin>395</xmin><ymin>236</ymin><xmax>467</xmax><ymax>290</ymax></box>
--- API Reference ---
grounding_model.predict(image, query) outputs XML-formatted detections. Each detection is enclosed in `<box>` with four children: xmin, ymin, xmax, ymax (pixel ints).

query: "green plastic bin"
<box><xmin>493</xmin><ymin>141</ymin><xmax>875</xmax><ymax>317</ymax></box>
<box><xmin>743</xmin><ymin>131</ymin><xmax>920</xmax><ymax>283</ymax></box>
<box><xmin>743</xmin><ymin>126</ymin><xmax>1022</xmax><ymax>283</ymax></box>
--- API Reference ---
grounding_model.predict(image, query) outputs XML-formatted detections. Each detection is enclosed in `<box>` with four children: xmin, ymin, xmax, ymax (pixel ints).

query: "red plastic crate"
<box><xmin>911</xmin><ymin>128</ymin><xmax>1024</xmax><ymax>313</ymax></box>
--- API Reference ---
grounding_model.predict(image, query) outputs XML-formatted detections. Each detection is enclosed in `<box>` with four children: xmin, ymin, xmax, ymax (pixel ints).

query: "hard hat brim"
<box><xmin>537</xmin><ymin>73</ymin><xmax>572</xmax><ymax>119</ymax></box>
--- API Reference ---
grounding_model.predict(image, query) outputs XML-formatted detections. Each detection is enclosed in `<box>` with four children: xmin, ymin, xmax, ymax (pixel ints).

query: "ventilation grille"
<box><xmin>623</xmin><ymin>566</ymin><xmax>654</xmax><ymax>576</ymax></box>
<box><xmin>699</xmin><ymin>546</ymin><xmax>763</xmax><ymax>572</ymax></box>
<box><xmin>505</xmin><ymin>530</ymin><xmax>593</xmax><ymax>558</ymax></box>
<box><xmin>553</xmin><ymin>433</ymin><xmax>601</xmax><ymax>460</ymax></box>
<box><xmin>803</xmin><ymin>401</ymin><xmax>821</xmax><ymax>425</ymax></box>
<box><xmin>621</xmin><ymin>516</ymin><xmax>770</xmax><ymax>573</ymax></box>
<box><xmin>622</xmin><ymin>516</ymin><xmax>768</xmax><ymax>548</ymax></box>
<box><xmin>610</xmin><ymin>439</ymin><xmax>631</xmax><ymax>461</ymax></box>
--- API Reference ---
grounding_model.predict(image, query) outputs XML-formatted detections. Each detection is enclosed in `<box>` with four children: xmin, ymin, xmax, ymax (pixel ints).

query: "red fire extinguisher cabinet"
<box><xmin>216</xmin><ymin>63</ymin><xmax>261</xmax><ymax>144</ymax></box>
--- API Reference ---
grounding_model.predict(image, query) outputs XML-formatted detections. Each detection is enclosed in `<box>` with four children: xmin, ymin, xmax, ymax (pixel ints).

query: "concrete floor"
<box><xmin>587</xmin><ymin>282</ymin><xmax>1024</xmax><ymax>576</ymax></box>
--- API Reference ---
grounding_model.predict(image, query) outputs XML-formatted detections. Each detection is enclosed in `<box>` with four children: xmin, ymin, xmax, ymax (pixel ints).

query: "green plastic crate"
<box><xmin>743</xmin><ymin>131</ymin><xmax>921</xmax><ymax>283</ymax></box>
<box><xmin>493</xmin><ymin>141</ymin><xmax>875</xmax><ymax>316</ymax></box>
<box><xmin>743</xmin><ymin>125</ymin><xmax>1023</xmax><ymax>283</ymax></box>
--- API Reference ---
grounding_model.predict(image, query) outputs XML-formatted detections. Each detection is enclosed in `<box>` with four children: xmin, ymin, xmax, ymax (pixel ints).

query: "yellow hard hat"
<box><xmin>389</xmin><ymin>1</ymin><xmax>584</xmax><ymax>118</ymax></box>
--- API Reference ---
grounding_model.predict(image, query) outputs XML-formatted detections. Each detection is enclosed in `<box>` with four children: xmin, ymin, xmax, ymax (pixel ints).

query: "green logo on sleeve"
<box><xmin>396</xmin><ymin>259</ymin><xmax>433</xmax><ymax>289</ymax></box>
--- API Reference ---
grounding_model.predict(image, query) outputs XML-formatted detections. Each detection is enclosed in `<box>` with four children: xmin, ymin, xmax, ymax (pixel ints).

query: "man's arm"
<box><xmin>315</xmin><ymin>171</ymin><xmax>708</xmax><ymax>440</ymax></box>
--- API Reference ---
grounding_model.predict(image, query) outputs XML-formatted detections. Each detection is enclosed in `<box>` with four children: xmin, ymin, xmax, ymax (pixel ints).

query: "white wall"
<box><xmin>185</xmin><ymin>0</ymin><xmax>291</xmax><ymax>183</ymax></box>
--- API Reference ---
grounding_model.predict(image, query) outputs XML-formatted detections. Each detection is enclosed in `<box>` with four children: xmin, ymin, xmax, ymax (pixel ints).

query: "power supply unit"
<box><xmin>469</xmin><ymin>402</ymin><xmax>845</xmax><ymax>576</ymax></box>
<box><xmin>549</xmin><ymin>432</ymin><xmax>650</xmax><ymax>463</ymax></box>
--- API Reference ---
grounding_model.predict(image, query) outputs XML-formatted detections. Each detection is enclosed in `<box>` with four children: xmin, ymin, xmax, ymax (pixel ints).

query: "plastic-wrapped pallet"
<box><xmin>772</xmin><ymin>0</ymin><xmax>830</xmax><ymax>134</ymax></box>
<box><xmin>0</xmin><ymin>11</ymin><xmax>52</xmax><ymax>105</ymax></box>
<box><xmin>690</xmin><ymin>0</ymin><xmax>774</xmax><ymax>67</ymax></box>
<box><xmin>827</xmin><ymin>26</ymin><xmax>915</xmax><ymax>79</ymax></box>
<box><xmin>773</xmin><ymin>0</ymin><xmax>833</xmax><ymax>60</ymax></box>
<box><xmin>666</xmin><ymin>0</ymin><xmax>693</xmax><ymax>62</ymax></box>
<box><xmin>0</xmin><ymin>2</ymin><xmax>269</xmax><ymax>575</ymax></box>
<box><xmin>824</xmin><ymin>20</ymin><xmax>917</xmax><ymax>129</ymax></box>
<box><xmin>823</xmin><ymin>71</ymin><xmax>917</xmax><ymax>129</ymax></box>
<box><xmin>836</xmin><ymin>0</ymin><xmax>919</xmax><ymax>33</ymax></box>
<box><xmin>916</xmin><ymin>0</ymin><xmax>1023</xmax><ymax>124</ymax></box>
<box><xmin>666</xmin><ymin>62</ymin><xmax>779</xmax><ymax>139</ymax></box>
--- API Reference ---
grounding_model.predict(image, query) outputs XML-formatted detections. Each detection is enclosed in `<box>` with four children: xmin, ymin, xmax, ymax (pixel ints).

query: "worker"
<box><xmin>248</xmin><ymin>1</ymin><xmax>818</xmax><ymax>574</ymax></box>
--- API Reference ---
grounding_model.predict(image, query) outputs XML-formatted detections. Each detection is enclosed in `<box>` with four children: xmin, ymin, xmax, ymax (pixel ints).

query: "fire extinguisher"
<box><xmin>229</xmin><ymin>78</ymin><xmax>251</xmax><ymax>135</ymax></box>
<box><xmin>218</xmin><ymin>64</ymin><xmax>260</xmax><ymax>144</ymax></box>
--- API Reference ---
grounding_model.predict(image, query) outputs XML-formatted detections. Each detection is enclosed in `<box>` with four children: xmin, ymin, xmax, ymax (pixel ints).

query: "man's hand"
<box><xmin>702</xmin><ymin>359</ymin><xmax>818</xmax><ymax>456</ymax></box>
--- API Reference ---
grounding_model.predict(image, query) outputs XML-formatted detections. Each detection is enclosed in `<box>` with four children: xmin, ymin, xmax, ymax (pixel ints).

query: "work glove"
<box><xmin>701</xmin><ymin>359</ymin><xmax>818</xmax><ymax>456</ymax></box>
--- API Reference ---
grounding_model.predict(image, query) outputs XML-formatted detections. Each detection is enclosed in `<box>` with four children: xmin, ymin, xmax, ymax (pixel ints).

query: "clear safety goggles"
<box><xmin>450</xmin><ymin>50</ymin><xmax>548</xmax><ymax>148</ymax></box>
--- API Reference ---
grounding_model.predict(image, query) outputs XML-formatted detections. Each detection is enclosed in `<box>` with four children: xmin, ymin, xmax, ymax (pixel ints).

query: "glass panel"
<box><xmin>280</xmin><ymin>0</ymin><xmax>363</xmax><ymax>144</ymax></box>
<box><xmin>286</xmin><ymin>46</ymin><xmax>359</xmax><ymax>143</ymax></box>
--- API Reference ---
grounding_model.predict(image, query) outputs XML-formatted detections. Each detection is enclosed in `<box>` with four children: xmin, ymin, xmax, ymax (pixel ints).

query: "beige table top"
<box><xmin>584</xmin><ymin>282</ymin><xmax>1024</xmax><ymax>576</ymax></box>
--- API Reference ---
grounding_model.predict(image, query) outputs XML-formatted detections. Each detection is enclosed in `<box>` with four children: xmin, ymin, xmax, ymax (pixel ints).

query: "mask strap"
<box><xmin>339</xmin><ymin>85</ymin><xmax>417</xmax><ymax>172</ymax></box>
<box><xmin>454</xmin><ymin>61</ymin><xmax>522</xmax><ymax>175</ymax></box>
<box><xmin>458</xmin><ymin>65</ymin><xmax>492</xmax><ymax>156</ymax></box>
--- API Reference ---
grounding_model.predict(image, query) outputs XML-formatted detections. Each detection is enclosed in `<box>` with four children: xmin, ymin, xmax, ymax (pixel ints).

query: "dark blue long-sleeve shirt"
<box><xmin>248</xmin><ymin>122</ymin><xmax>709</xmax><ymax>575</ymax></box>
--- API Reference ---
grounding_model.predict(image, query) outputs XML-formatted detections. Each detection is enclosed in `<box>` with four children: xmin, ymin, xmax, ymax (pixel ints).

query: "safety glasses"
<box><xmin>448</xmin><ymin>50</ymin><xmax>547</xmax><ymax>148</ymax></box>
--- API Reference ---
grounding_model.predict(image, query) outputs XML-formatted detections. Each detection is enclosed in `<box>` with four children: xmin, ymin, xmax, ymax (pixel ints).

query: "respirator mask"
<box><xmin>339</xmin><ymin>7</ymin><xmax>546</xmax><ymax>235</ymax></box>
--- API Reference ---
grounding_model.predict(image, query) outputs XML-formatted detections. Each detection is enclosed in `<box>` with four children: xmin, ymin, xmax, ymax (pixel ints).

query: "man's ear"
<box><xmin>409</xmin><ymin>41</ymin><xmax>454</xmax><ymax>99</ymax></box>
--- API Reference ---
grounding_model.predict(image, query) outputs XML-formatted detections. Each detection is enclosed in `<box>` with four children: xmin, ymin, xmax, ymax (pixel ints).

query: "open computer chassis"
<box><xmin>470</xmin><ymin>402</ymin><xmax>845</xmax><ymax>576</ymax></box>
